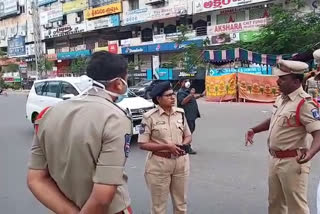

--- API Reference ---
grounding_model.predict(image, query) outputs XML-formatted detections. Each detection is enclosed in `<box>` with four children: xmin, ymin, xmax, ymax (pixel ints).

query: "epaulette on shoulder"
<box><xmin>143</xmin><ymin>108</ymin><xmax>158</xmax><ymax>118</ymax></box>
<box><xmin>175</xmin><ymin>107</ymin><xmax>185</xmax><ymax>113</ymax></box>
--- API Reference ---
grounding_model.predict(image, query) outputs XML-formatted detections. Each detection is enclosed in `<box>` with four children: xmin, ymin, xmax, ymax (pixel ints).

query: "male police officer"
<box><xmin>27</xmin><ymin>51</ymin><xmax>133</xmax><ymax>214</ymax></box>
<box><xmin>314</xmin><ymin>48</ymin><xmax>320</xmax><ymax>214</ymax></box>
<box><xmin>245</xmin><ymin>59</ymin><xmax>320</xmax><ymax>214</ymax></box>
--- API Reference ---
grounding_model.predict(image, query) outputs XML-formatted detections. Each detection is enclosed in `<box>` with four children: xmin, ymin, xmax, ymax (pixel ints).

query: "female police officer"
<box><xmin>138</xmin><ymin>81</ymin><xmax>192</xmax><ymax>214</ymax></box>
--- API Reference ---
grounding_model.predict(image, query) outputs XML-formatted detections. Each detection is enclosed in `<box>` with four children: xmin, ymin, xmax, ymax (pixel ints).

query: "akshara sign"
<box><xmin>208</xmin><ymin>18</ymin><xmax>269</xmax><ymax>35</ymax></box>
<box><xmin>85</xmin><ymin>2</ymin><xmax>122</xmax><ymax>19</ymax></box>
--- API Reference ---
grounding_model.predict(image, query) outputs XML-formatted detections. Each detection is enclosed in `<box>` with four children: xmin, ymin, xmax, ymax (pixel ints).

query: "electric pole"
<box><xmin>31</xmin><ymin>0</ymin><xmax>45</xmax><ymax>79</ymax></box>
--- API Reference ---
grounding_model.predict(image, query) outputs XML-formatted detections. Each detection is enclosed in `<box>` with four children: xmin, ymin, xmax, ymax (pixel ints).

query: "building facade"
<box><xmin>0</xmin><ymin>0</ymin><xmax>319</xmax><ymax>82</ymax></box>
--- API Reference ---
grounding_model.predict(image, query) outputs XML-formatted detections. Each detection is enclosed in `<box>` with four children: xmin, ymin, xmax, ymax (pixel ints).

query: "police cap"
<box><xmin>150</xmin><ymin>81</ymin><xmax>172</xmax><ymax>104</ymax></box>
<box><xmin>274</xmin><ymin>59</ymin><xmax>309</xmax><ymax>76</ymax></box>
<box><xmin>313</xmin><ymin>49</ymin><xmax>320</xmax><ymax>63</ymax></box>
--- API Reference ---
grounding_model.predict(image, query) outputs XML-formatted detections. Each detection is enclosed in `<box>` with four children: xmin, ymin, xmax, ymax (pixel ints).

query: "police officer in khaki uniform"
<box><xmin>245</xmin><ymin>59</ymin><xmax>320</xmax><ymax>214</ymax></box>
<box><xmin>314</xmin><ymin>48</ymin><xmax>320</xmax><ymax>214</ymax></box>
<box><xmin>27</xmin><ymin>51</ymin><xmax>133</xmax><ymax>214</ymax></box>
<box><xmin>138</xmin><ymin>81</ymin><xmax>192</xmax><ymax>214</ymax></box>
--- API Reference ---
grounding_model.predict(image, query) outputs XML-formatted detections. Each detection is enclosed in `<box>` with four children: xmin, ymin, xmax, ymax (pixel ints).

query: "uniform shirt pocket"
<box><xmin>152</xmin><ymin>124</ymin><xmax>168</xmax><ymax>139</ymax></box>
<box><xmin>277</xmin><ymin>112</ymin><xmax>299</xmax><ymax>127</ymax></box>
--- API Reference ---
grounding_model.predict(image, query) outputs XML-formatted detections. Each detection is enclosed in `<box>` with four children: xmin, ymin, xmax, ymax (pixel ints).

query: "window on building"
<box><xmin>249</xmin><ymin>7</ymin><xmax>270</xmax><ymax>20</ymax></box>
<box><xmin>77</xmin><ymin>11</ymin><xmax>84</xmax><ymax>22</ymax></box>
<box><xmin>141</xmin><ymin>28</ymin><xmax>152</xmax><ymax>42</ymax></box>
<box><xmin>216</xmin><ymin>11</ymin><xmax>246</xmax><ymax>25</ymax></box>
<box><xmin>62</xmin><ymin>15</ymin><xmax>67</xmax><ymax>25</ymax></box>
<box><xmin>129</xmin><ymin>0</ymin><xmax>139</xmax><ymax>10</ymax></box>
<box><xmin>164</xmin><ymin>25</ymin><xmax>176</xmax><ymax>34</ymax></box>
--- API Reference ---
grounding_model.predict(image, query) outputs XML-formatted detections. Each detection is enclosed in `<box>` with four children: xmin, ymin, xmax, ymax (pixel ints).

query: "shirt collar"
<box><xmin>87</xmin><ymin>87</ymin><xmax>113</xmax><ymax>101</ymax></box>
<box><xmin>287</xmin><ymin>86</ymin><xmax>304</xmax><ymax>101</ymax></box>
<box><xmin>158</xmin><ymin>106</ymin><xmax>177</xmax><ymax>116</ymax></box>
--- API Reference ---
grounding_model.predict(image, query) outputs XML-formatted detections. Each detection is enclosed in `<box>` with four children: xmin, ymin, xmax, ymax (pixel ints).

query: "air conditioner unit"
<box><xmin>159</xmin><ymin>28</ymin><xmax>164</xmax><ymax>34</ymax></box>
<box><xmin>57</xmin><ymin>21</ymin><xmax>63</xmax><ymax>27</ymax></box>
<box><xmin>45</xmin><ymin>23</ymin><xmax>52</xmax><ymax>29</ymax></box>
<box><xmin>187</xmin><ymin>24</ymin><xmax>193</xmax><ymax>30</ymax></box>
<box><xmin>137</xmin><ymin>31</ymin><xmax>142</xmax><ymax>37</ymax></box>
<box><xmin>207</xmin><ymin>21</ymin><xmax>211</xmax><ymax>26</ymax></box>
<box><xmin>60</xmin><ymin>0</ymin><xmax>65</xmax><ymax>2</ymax></box>
<box><xmin>75</xmin><ymin>17</ymin><xmax>81</xmax><ymax>23</ymax></box>
<box><xmin>145</xmin><ymin>0</ymin><xmax>164</xmax><ymax>5</ymax></box>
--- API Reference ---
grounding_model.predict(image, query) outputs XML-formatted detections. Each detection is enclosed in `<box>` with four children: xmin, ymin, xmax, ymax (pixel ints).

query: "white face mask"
<box><xmin>104</xmin><ymin>77</ymin><xmax>128</xmax><ymax>98</ymax></box>
<box><xmin>185</xmin><ymin>81</ymin><xmax>191</xmax><ymax>89</ymax></box>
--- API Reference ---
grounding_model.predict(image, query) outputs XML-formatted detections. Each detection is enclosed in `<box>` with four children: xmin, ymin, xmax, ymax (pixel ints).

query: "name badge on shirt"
<box><xmin>156</xmin><ymin>121</ymin><xmax>165</xmax><ymax>125</ymax></box>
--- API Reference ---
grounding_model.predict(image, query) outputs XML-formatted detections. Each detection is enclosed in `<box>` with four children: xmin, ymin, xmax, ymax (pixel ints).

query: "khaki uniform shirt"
<box><xmin>307</xmin><ymin>77</ymin><xmax>318</xmax><ymax>89</ymax></box>
<box><xmin>268</xmin><ymin>87</ymin><xmax>320</xmax><ymax>150</ymax></box>
<box><xmin>28</xmin><ymin>88</ymin><xmax>132</xmax><ymax>214</ymax></box>
<box><xmin>138</xmin><ymin>106</ymin><xmax>191</xmax><ymax>146</ymax></box>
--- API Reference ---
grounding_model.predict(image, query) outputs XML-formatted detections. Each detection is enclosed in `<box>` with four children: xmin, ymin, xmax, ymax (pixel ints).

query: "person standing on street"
<box><xmin>27</xmin><ymin>51</ymin><xmax>133</xmax><ymax>214</ymax></box>
<box><xmin>177</xmin><ymin>78</ymin><xmax>205</xmax><ymax>154</ymax></box>
<box><xmin>314</xmin><ymin>48</ymin><xmax>320</xmax><ymax>214</ymax></box>
<box><xmin>305</xmin><ymin>71</ymin><xmax>318</xmax><ymax>98</ymax></box>
<box><xmin>245</xmin><ymin>59</ymin><xmax>320</xmax><ymax>214</ymax></box>
<box><xmin>138</xmin><ymin>81</ymin><xmax>192</xmax><ymax>214</ymax></box>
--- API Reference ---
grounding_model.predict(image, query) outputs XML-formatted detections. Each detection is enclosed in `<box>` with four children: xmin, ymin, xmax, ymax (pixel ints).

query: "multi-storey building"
<box><xmin>0</xmin><ymin>0</ymin><xmax>319</xmax><ymax>83</ymax></box>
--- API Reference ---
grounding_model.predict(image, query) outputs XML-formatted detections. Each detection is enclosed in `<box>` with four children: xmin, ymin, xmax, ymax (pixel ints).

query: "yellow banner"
<box><xmin>206</xmin><ymin>74</ymin><xmax>237</xmax><ymax>102</ymax></box>
<box><xmin>63</xmin><ymin>0</ymin><xmax>87</xmax><ymax>14</ymax></box>
<box><xmin>93</xmin><ymin>46</ymin><xmax>108</xmax><ymax>52</ymax></box>
<box><xmin>85</xmin><ymin>2</ymin><xmax>122</xmax><ymax>19</ymax></box>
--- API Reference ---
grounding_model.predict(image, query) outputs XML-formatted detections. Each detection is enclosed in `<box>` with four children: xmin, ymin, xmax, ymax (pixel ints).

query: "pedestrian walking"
<box><xmin>245</xmin><ymin>59</ymin><xmax>320</xmax><ymax>214</ymax></box>
<box><xmin>138</xmin><ymin>81</ymin><xmax>192</xmax><ymax>214</ymax></box>
<box><xmin>314</xmin><ymin>48</ymin><xmax>320</xmax><ymax>214</ymax></box>
<box><xmin>177</xmin><ymin>78</ymin><xmax>205</xmax><ymax>154</ymax></box>
<box><xmin>27</xmin><ymin>51</ymin><xmax>133</xmax><ymax>214</ymax></box>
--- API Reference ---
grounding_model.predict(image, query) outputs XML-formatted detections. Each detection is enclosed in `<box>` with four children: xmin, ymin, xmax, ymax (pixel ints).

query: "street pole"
<box><xmin>31</xmin><ymin>0</ymin><xmax>44</xmax><ymax>80</ymax></box>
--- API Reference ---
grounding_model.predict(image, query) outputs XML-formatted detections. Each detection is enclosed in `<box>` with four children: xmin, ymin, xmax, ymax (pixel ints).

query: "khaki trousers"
<box><xmin>144</xmin><ymin>153</ymin><xmax>190</xmax><ymax>214</ymax></box>
<box><xmin>268</xmin><ymin>157</ymin><xmax>311</xmax><ymax>214</ymax></box>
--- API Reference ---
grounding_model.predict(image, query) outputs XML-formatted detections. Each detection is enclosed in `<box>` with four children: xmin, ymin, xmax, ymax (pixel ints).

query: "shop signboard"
<box><xmin>85</xmin><ymin>2</ymin><xmax>121</xmax><ymax>19</ymax></box>
<box><xmin>193</xmin><ymin>0</ymin><xmax>269</xmax><ymax>14</ymax></box>
<box><xmin>207</xmin><ymin>18</ymin><xmax>268</xmax><ymax>35</ymax></box>
<box><xmin>0</xmin><ymin>0</ymin><xmax>19</xmax><ymax>18</ymax></box>
<box><xmin>89</xmin><ymin>0</ymin><xmax>119</xmax><ymax>8</ymax></box>
<box><xmin>211</xmin><ymin>33</ymin><xmax>239</xmax><ymax>45</ymax></box>
<box><xmin>63</xmin><ymin>0</ymin><xmax>87</xmax><ymax>14</ymax></box>
<box><xmin>38</xmin><ymin>0</ymin><xmax>57</xmax><ymax>6</ymax></box>
<box><xmin>43</xmin><ymin>23</ymin><xmax>87</xmax><ymax>39</ymax></box>
<box><xmin>57</xmin><ymin>50</ymin><xmax>91</xmax><ymax>60</ymax></box>
<box><xmin>7</xmin><ymin>36</ymin><xmax>26</xmax><ymax>57</ymax></box>
<box><xmin>239</xmin><ymin>31</ymin><xmax>261</xmax><ymax>42</ymax></box>
<box><xmin>209</xmin><ymin>67</ymin><xmax>271</xmax><ymax>76</ymax></box>
<box><xmin>86</xmin><ymin>14</ymin><xmax>119</xmax><ymax>31</ymax></box>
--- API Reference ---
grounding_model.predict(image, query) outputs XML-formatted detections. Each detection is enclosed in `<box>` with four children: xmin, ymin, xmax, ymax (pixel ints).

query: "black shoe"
<box><xmin>189</xmin><ymin>148</ymin><xmax>197</xmax><ymax>155</ymax></box>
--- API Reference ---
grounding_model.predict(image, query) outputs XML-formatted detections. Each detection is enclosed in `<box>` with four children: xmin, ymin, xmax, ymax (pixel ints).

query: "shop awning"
<box><xmin>204</xmin><ymin>48</ymin><xmax>294</xmax><ymax>66</ymax></box>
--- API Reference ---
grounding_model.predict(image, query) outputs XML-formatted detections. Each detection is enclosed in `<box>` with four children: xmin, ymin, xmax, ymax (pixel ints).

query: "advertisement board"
<box><xmin>7</xmin><ymin>36</ymin><xmax>26</xmax><ymax>57</ymax></box>
<box><xmin>85</xmin><ymin>2</ymin><xmax>121</xmax><ymax>19</ymax></box>
<box><xmin>0</xmin><ymin>0</ymin><xmax>19</xmax><ymax>18</ymax></box>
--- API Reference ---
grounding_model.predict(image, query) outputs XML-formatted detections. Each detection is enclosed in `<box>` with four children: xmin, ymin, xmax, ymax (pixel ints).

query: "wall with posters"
<box><xmin>193</xmin><ymin>0</ymin><xmax>269</xmax><ymax>14</ymax></box>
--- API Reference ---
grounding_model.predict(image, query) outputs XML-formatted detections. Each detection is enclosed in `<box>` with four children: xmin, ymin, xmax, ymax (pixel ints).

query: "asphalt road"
<box><xmin>1</xmin><ymin>94</ymin><xmax>319</xmax><ymax>214</ymax></box>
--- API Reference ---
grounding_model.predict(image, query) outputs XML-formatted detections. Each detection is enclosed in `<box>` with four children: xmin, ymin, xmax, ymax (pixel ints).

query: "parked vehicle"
<box><xmin>26</xmin><ymin>76</ymin><xmax>155</xmax><ymax>135</ymax></box>
<box><xmin>129</xmin><ymin>80</ymin><xmax>160</xmax><ymax>99</ymax></box>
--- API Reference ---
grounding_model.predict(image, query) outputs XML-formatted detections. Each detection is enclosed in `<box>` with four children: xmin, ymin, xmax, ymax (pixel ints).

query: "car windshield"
<box><xmin>124</xmin><ymin>89</ymin><xmax>137</xmax><ymax>98</ymax></box>
<box><xmin>135</xmin><ymin>80</ymin><xmax>152</xmax><ymax>87</ymax></box>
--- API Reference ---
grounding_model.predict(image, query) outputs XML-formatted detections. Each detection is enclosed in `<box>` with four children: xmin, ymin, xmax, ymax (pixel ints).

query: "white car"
<box><xmin>26</xmin><ymin>76</ymin><xmax>155</xmax><ymax>135</ymax></box>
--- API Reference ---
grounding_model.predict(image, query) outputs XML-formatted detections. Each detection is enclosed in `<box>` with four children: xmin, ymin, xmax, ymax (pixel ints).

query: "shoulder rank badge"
<box><xmin>124</xmin><ymin>134</ymin><xmax>132</xmax><ymax>158</ymax></box>
<box><xmin>139</xmin><ymin>123</ymin><xmax>146</xmax><ymax>134</ymax></box>
<box><xmin>311</xmin><ymin>108</ymin><xmax>320</xmax><ymax>120</ymax></box>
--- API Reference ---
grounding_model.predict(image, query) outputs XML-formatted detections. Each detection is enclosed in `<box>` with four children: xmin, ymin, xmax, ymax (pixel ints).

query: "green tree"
<box><xmin>70</xmin><ymin>58</ymin><xmax>88</xmax><ymax>75</ymax></box>
<box><xmin>222</xmin><ymin>2</ymin><xmax>320</xmax><ymax>54</ymax></box>
<box><xmin>165</xmin><ymin>25</ymin><xmax>209</xmax><ymax>73</ymax></box>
